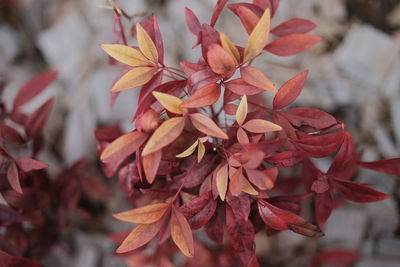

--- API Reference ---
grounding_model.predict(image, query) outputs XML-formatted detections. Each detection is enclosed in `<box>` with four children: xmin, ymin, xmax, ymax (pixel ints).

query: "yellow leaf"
<box><xmin>142</xmin><ymin>117</ymin><xmax>185</xmax><ymax>156</ymax></box>
<box><xmin>100</xmin><ymin>44</ymin><xmax>150</xmax><ymax>67</ymax></box>
<box><xmin>243</xmin><ymin>8</ymin><xmax>271</xmax><ymax>62</ymax></box>
<box><xmin>236</xmin><ymin>95</ymin><xmax>248</xmax><ymax>125</ymax></box>
<box><xmin>176</xmin><ymin>140</ymin><xmax>198</xmax><ymax>158</ymax></box>
<box><xmin>197</xmin><ymin>141</ymin><xmax>205</xmax><ymax>163</ymax></box>
<box><xmin>152</xmin><ymin>91</ymin><xmax>187</xmax><ymax>114</ymax></box>
<box><xmin>216</xmin><ymin>164</ymin><xmax>228</xmax><ymax>201</ymax></box>
<box><xmin>112</xmin><ymin>67</ymin><xmax>156</xmax><ymax>92</ymax></box>
<box><xmin>113</xmin><ymin>203</ymin><xmax>170</xmax><ymax>224</ymax></box>
<box><xmin>136</xmin><ymin>23</ymin><xmax>158</xmax><ymax>62</ymax></box>
<box><xmin>220</xmin><ymin>32</ymin><xmax>240</xmax><ymax>64</ymax></box>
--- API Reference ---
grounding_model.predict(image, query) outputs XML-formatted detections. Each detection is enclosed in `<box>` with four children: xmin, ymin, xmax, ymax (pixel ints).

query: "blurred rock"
<box><xmin>333</xmin><ymin>25</ymin><xmax>400</xmax><ymax>90</ymax></box>
<box><xmin>0</xmin><ymin>26</ymin><xmax>18</xmax><ymax>72</ymax></box>
<box><xmin>390</xmin><ymin>99</ymin><xmax>400</xmax><ymax>148</ymax></box>
<box><xmin>370</xmin><ymin>123</ymin><xmax>399</xmax><ymax>158</ymax></box>
<box><xmin>37</xmin><ymin>12</ymin><xmax>91</xmax><ymax>84</ymax></box>
<box><xmin>323</xmin><ymin>208</ymin><xmax>367</xmax><ymax>248</ymax></box>
<box><xmin>355</xmin><ymin>258</ymin><xmax>400</xmax><ymax>267</ymax></box>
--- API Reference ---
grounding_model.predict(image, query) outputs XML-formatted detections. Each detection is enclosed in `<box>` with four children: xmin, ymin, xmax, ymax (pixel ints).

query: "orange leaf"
<box><xmin>229</xmin><ymin>167</ymin><xmax>244</xmax><ymax>196</ymax></box>
<box><xmin>189</xmin><ymin>113</ymin><xmax>228</xmax><ymax>139</ymax></box>
<box><xmin>100</xmin><ymin>44</ymin><xmax>150</xmax><ymax>67</ymax></box>
<box><xmin>116</xmin><ymin>219</ymin><xmax>163</xmax><ymax>253</ymax></box>
<box><xmin>273</xmin><ymin>70</ymin><xmax>308</xmax><ymax>109</ymax></box>
<box><xmin>243</xmin><ymin>8</ymin><xmax>271</xmax><ymax>62</ymax></box>
<box><xmin>216</xmin><ymin>164</ymin><xmax>228</xmax><ymax>201</ymax></box>
<box><xmin>207</xmin><ymin>44</ymin><xmax>237</xmax><ymax>75</ymax></box>
<box><xmin>242</xmin><ymin>119</ymin><xmax>282</xmax><ymax>133</ymax></box>
<box><xmin>236</xmin><ymin>95</ymin><xmax>248</xmax><ymax>125</ymax></box>
<box><xmin>241</xmin><ymin>66</ymin><xmax>277</xmax><ymax>93</ymax></box>
<box><xmin>237</xmin><ymin>127</ymin><xmax>250</xmax><ymax>144</ymax></box>
<box><xmin>142</xmin><ymin>117</ymin><xmax>185</xmax><ymax>156</ymax></box>
<box><xmin>171</xmin><ymin>207</ymin><xmax>194</xmax><ymax>257</ymax></box>
<box><xmin>136</xmin><ymin>23</ymin><xmax>158</xmax><ymax>62</ymax></box>
<box><xmin>265</xmin><ymin>33</ymin><xmax>322</xmax><ymax>56</ymax></box>
<box><xmin>100</xmin><ymin>131</ymin><xmax>148</xmax><ymax>163</ymax></box>
<box><xmin>113</xmin><ymin>203</ymin><xmax>170</xmax><ymax>224</ymax></box>
<box><xmin>143</xmin><ymin>150</ymin><xmax>162</xmax><ymax>184</ymax></box>
<box><xmin>220</xmin><ymin>32</ymin><xmax>240</xmax><ymax>64</ymax></box>
<box><xmin>112</xmin><ymin>67</ymin><xmax>156</xmax><ymax>92</ymax></box>
<box><xmin>152</xmin><ymin>91</ymin><xmax>187</xmax><ymax>114</ymax></box>
<box><xmin>181</xmin><ymin>83</ymin><xmax>221</xmax><ymax>108</ymax></box>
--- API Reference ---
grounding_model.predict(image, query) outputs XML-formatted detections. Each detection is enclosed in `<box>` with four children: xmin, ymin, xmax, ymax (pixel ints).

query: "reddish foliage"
<box><xmin>95</xmin><ymin>2</ymin><xmax>398</xmax><ymax>266</ymax></box>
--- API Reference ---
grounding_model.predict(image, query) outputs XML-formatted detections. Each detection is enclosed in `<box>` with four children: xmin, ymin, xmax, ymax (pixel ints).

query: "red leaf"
<box><xmin>15</xmin><ymin>157</ymin><xmax>48</xmax><ymax>172</ymax></box>
<box><xmin>210</xmin><ymin>0</ymin><xmax>229</xmax><ymax>27</ymax></box>
<box><xmin>7</xmin><ymin>162</ymin><xmax>22</xmax><ymax>194</ymax></box>
<box><xmin>265</xmin><ymin>33</ymin><xmax>322</xmax><ymax>56</ymax></box>
<box><xmin>179</xmin><ymin>191</ymin><xmax>217</xmax><ymax>229</ymax></box>
<box><xmin>181</xmin><ymin>83</ymin><xmax>221</xmax><ymax>108</ymax></box>
<box><xmin>315</xmin><ymin>190</ymin><xmax>333</xmax><ymax>227</ymax></box>
<box><xmin>253</xmin><ymin>0</ymin><xmax>280</xmax><ymax>16</ymax></box>
<box><xmin>226</xmin><ymin>195</ymin><xmax>251</xmax><ymax>220</ymax></box>
<box><xmin>228</xmin><ymin>3</ymin><xmax>263</xmax><ymax>34</ymax></box>
<box><xmin>358</xmin><ymin>158</ymin><xmax>400</xmax><ymax>176</ymax></box>
<box><xmin>185</xmin><ymin>8</ymin><xmax>202</xmax><ymax>36</ymax></box>
<box><xmin>267</xmin><ymin>150</ymin><xmax>304</xmax><ymax>168</ymax></box>
<box><xmin>25</xmin><ymin>98</ymin><xmax>54</xmax><ymax>138</ymax></box>
<box><xmin>271</xmin><ymin>18</ymin><xmax>316</xmax><ymax>36</ymax></box>
<box><xmin>226</xmin><ymin>205</ymin><xmax>257</xmax><ymax>266</ymax></box>
<box><xmin>0</xmin><ymin>250</ymin><xmax>41</xmax><ymax>267</ymax></box>
<box><xmin>205</xmin><ymin>212</ymin><xmax>224</xmax><ymax>244</ymax></box>
<box><xmin>225</xmin><ymin>78</ymin><xmax>265</xmax><ymax>95</ymax></box>
<box><xmin>207</xmin><ymin>44</ymin><xmax>236</xmax><ymax>76</ymax></box>
<box><xmin>273</xmin><ymin>70</ymin><xmax>308</xmax><ymax>109</ymax></box>
<box><xmin>327</xmin><ymin>131</ymin><xmax>357</xmax><ymax>179</ymax></box>
<box><xmin>293</xmin><ymin>130</ymin><xmax>344</xmax><ymax>158</ymax></box>
<box><xmin>13</xmin><ymin>71</ymin><xmax>57</xmax><ymax>109</ymax></box>
<box><xmin>258</xmin><ymin>200</ymin><xmax>323</xmax><ymax>237</ymax></box>
<box><xmin>282</xmin><ymin>107</ymin><xmax>337</xmax><ymax>129</ymax></box>
<box><xmin>331</xmin><ymin>178</ymin><xmax>389</xmax><ymax>203</ymax></box>
<box><xmin>0</xmin><ymin>123</ymin><xmax>24</xmax><ymax>144</ymax></box>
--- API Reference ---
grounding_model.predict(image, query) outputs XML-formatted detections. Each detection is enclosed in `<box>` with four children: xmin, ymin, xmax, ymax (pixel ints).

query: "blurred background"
<box><xmin>1</xmin><ymin>0</ymin><xmax>400</xmax><ymax>266</ymax></box>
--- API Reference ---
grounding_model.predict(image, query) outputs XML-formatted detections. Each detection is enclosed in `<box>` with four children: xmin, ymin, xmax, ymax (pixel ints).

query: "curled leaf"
<box><xmin>176</xmin><ymin>140</ymin><xmax>199</xmax><ymax>158</ymax></box>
